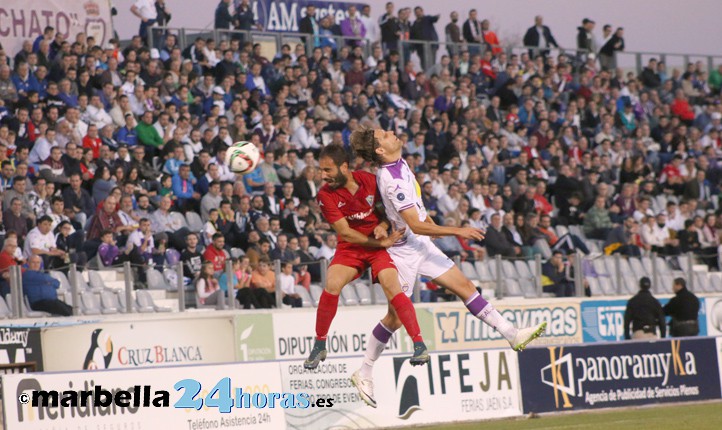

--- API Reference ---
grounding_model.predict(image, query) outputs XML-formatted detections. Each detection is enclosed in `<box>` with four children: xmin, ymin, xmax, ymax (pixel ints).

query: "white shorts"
<box><xmin>387</xmin><ymin>234</ymin><xmax>455</xmax><ymax>297</ymax></box>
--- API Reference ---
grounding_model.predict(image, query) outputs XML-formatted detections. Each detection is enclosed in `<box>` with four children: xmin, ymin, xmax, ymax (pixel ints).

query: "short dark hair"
<box><xmin>673</xmin><ymin>277</ymin><xmax>686</xmax><ymax>288</ymax></box>
<box><xmin>37</xmin><ymin>215</ymin><xmax>53</xmax><ymax>224</ymax></box>
<box><xmin>319</xmin><ymin>143</ymin><xmax>351</xmax><ymax>167</ymax></box>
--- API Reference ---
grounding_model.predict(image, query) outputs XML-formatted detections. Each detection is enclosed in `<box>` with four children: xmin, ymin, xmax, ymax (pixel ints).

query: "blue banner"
<box><xmin>518</xmin><ymin>337</ymin><xmax>721</xmax><ymax>413</ymax></box>
<box><xmin>581</xmin><ymin>298</ymin><xmax>707</xmax><ymax>343</ymax></box>
<box><xmin>248</xmin><ymin>0</ymin><xmax>369</xmax><ymax>33</ymax></box>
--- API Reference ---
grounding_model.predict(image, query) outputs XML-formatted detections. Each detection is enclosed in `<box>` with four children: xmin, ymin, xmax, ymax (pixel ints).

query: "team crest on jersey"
<box><xmin>366</xmin><ymin>195</ymin><xmax>374</xmax><ymax>206</ymax></box>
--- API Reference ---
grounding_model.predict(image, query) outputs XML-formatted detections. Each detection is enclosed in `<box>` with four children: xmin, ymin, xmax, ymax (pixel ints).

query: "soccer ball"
<box><xmin>225</xmin><ymin>141</ymin><xmax>261</xmax><ymax>174</ymax></box>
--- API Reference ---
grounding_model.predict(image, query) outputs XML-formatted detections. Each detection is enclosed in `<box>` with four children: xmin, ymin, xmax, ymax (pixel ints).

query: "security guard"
<box><xmin>663</xmin><ymin>277</ymin><xmax>700</xmax><ymax>337</ymax></box>
<box><xmin>624</xmin><ymin>277</ymin><xmax>666</xmax><ymax>340</ymax></box>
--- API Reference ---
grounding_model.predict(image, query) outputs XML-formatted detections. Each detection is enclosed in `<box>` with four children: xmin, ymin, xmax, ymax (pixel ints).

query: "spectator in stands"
<box><xmin>604</xmin><ymin>217</ymin><xmax>642</xmax><ymax>256</ymax></box>
<box><xmin>3</xmin><ymin>198</ymin><xmax>29</xmax><ymax>242</ymax></box>
<box><xmin>203</xmin><ymin>232</ymin><xmax>228</xmax><ymax>275</ymax></box>
<box><xmin>484</xmin><ymin>213</ymin><xmax>520</xmax><ymax>258</ymax></box>
<box><xmin>584</xmin><ymin>195</ymin><xmax>615</xmax><ymax>240</ymax></box>
<box><xmin>250</xmin><ymin>256</ymin><xmax>276</xmax><ymax>308</ymax></box>
<box><xmin>315</xmin><ymin>233</ymin><xmax>336</xmax><ymax>260</ymax></box>
<box><xmin>23</xmin><ymin>254</ymin><xmax>72</xmax><ymax>316</ymax></box>
<box><xmin>523</xmin><ymin>16</ymin><xmax>558</xmax><ymax>59</ymax></box>
<box><xmin>196</xmin><ymin>261</ymin><xmax>222</xmax><ymax>306</ymax></box>
<box><xmin>130</xmin><ymin>0</ymin><xmax>158</xmax><ymax>42</ymax></box>
<box><xmin>664</xmin><ymin>277</ymin><xmax>700</xmax><ymax>337</ymax></box>
<box><xmin>542</xmin><ymin>250</ymin><xmax>575</xmax><ymax>297</ymax></box>
<box><xmin>23</xmin><ymin>215</ymin><xmax>65</xmax><ymax>269</ymax></box>
<box><xmin>279</xmin><ymin>261</ymin><xmax>302</xmax><ymax>308</ymax></box>
<box><xmin>624</xmin><ymin>277</ymin><xmax>666</xmax><ymax>340</ymax></box>
<box><xmin>214</xmin><ymin>0</ymin><xmax>233</xmax><ymax>31</ymax></box>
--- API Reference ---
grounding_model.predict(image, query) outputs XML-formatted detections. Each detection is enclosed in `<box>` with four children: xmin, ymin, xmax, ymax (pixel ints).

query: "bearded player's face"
<box><xmin>319</xmin><ymin>156</ymin><xmax>348</xmax><ymax>189</ymax></box>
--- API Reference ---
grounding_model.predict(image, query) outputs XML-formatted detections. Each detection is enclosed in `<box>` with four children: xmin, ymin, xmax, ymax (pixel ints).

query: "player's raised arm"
<box><xmin>399</xmin><ymin>205</ymin><xmax>484</xmax><ymax>241</ymax></box>
<box><xmin>329</xmin><ymin>217</ymin><xmax>403</xmax><ymax>248</ymax></box>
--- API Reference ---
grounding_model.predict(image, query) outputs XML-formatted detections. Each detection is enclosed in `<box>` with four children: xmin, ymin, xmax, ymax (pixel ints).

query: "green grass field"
<box><xmin>419</xmin><ymin>402</ymin><xmax>722</xmax><ymax>430</ymax></box>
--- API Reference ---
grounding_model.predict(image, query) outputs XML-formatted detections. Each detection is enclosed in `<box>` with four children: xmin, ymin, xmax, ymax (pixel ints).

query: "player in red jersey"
<box><xmin>303</xmin><ymin>144</ymin><xmax>429</xmax><ymax>369</ymax></box>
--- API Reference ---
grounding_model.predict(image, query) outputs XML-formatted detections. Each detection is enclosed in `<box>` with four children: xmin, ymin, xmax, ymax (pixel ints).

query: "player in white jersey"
<box><xmin>348</xmin><ymin>127</ymin><xmax>547</xmax><ymax>408</ymax></box>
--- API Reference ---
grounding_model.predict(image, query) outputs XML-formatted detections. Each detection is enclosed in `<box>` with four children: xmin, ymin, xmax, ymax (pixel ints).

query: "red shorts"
<box><xmin>329</xmin><ymin>243</ymin><xmax>396</xmax><ymax>280</ymax></box>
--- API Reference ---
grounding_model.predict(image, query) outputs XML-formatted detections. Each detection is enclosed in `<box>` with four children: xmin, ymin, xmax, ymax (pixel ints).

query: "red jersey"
<box><xmin>317</xmin><ymin>171</ymin><xmax>381</xmax><ymax>242</ymax></box>
<box><xmin>203</xmin><ymin>246</ymin><xmax>227</xmax><ymax>272</ymax></box>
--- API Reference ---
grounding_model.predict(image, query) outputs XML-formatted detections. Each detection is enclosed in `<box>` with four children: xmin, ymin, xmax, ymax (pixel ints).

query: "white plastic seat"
<box><xmin>100</xmin><ymin>290</ymin><xmax>121</xmax><ymax>313</ymax></box>
<box><xmin>116</xmin><ymin>291</ymin><xmax>138</xmax><ymax>313</ymax></box>
<box><xmin>185</xmin><ymin>212</ymin><xmax>204</xmax><ymax>232</ymax></box>
<box><xmin>80</xmin><ymin>291</ymin><xmax>102</xmax><ymax>315</ymax></box>
<box><xmin>555</xmin><ymin>225</ymin><xmax>569</xmax><ymax>237</ymax></box>
<box><xmin>598</xmin><ymin>277</ymin><xmax>615</xmax><ymax>295</ymax></box>
<box><xmin>353</xmin><ymin>283</ymin><xmax>372</xmax><ymax>305</ymax></box>
<box><xmin>373</xmin><ymin>283</ymin><xmax>388</xmax><ymax>304</ymax></box>
<box><xmin>48</xmin><ymin>270</ymin><xmax>72</xmax><ymax>292</ymax></box>
<box><xmin>629</xmin><ymin>258</ymin><xmax>647</xmax><ymax>278</ymax></box>
<box><xmin>593</xmin><ymin>258</ymin><xmax>609</xmax><ymax>276</ymax></box>
<box><xmin>147</xmin><ymin>268</ymin><xmax>173</xmax><ymax>290</ymax></box>
<box><xmin>309</xmin><ymin>283</ymin><xmax>324</xmax><ymax>307</ymax></box>
<box><xmin>501</xmin><ymin>260</ymin><xmax>518</xmax><ymax>278</ymax></box>
<box><xmin>294</xmin><ymin>286</ymin><xmax>313</xmax><ymax>307</ymax></box>
<box><xmin>622</xmin><ymin>276</ymin><xmax>638</xmax><ymax>295</ymax></box>
<box><xmin>514</xmin><ymin>260</ymin><xmax>533</xmax><ymax>279</ymax></box>
<box><xmin>136</xmin><ymin>290</ymin><xmax>172</xmax><ymax>312</ymax></box>
<box><xmin>504</xmin><ymin>279</ymin><xmax>523</xmax><ymax>296</ymax></box>
<box><xmin>88</xmin><ymin>271</ymin><xmax>108</xmax><ymax>290</ymax></box>
<box><xmin>170</xmin><ymin>211</ymin><xmax>189</xmax><ymax>229</ymax></box>
<box><xmin>587</xmin><ymin>277</ymin><xmax>603</xmax><ymax>296</ymax></box>
<box><xmin>519</xmin><ymin>278</ymin><xmax>537</xmax><ymax>297</ymax></box>
<box><xmin>474</xmin><ymin>261</ymin><xmax>494</xmax><ymax>282</ymax></box>
<box><xmin>0</xmin><ymin>296</ymin><xmax>11</xmax><ymax>318</ymax></box>
<box><xmin>340</xmin><ymin>286</ymin><xmax>359</xmax><ymax>306</ymax></box>
<box><xmin>460</xmin><ymin>261</ymin><xmax>479</xmax><ymax>280</ymax></box>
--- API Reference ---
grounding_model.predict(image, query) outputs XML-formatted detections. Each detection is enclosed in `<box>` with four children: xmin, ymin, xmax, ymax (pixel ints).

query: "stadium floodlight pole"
<box><xmin>495</xmin><ymin>254</ymin><xmax>503</xmax><ymax>299</ymax></box>
<box><xmin>69</xmin><ymin>263</ymin><xmax>80</xmax><ymax>316</ymax></box>
<box><xmin>534</xmin><ymin>254</ymin><xmax>543</xmax><ymax>297</ymax></box>
<box><xmin>123</xmin><ymin>261</ymin><xmax>133</xmax><ymax>313</ymax></box>
<box><xmin>227</xmin><ymin>259</ymin><xmax>236</xmax><ymax>310</ymax></box>
<box><xmin>176</xmin><ymin>262</ymin><xmax>185</xmax><ymax>312</ymax></box>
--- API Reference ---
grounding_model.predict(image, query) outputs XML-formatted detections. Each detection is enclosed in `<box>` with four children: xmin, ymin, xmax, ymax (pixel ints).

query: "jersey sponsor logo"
<box><xmin>338</xmin><ymin>201</ymin><xmax>346</xmax><ymax>208</ymax></box>
<box><xmin>346</xmin><ymin>209</ymin><xmax>374</xmax><ymax>221</ymax></box>
<box><xmin>365</xmin><ymin>195</ymin><xmax>374</xmax><ymax>206</ymax></box>
<box><xmin>397</xmin><ymin>193</ymin><xmax>405</xmax><ymax>201</ymax></box>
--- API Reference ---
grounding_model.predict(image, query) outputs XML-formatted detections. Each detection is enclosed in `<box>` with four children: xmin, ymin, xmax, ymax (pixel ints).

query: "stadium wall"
<box><xmin>3</xmin><ymin>338</ymin><xmax>722</xmax><ymax>429</ymax></box>
<box><xmin>109</xmin><ymin>0</ymin><xmax>722</xmax><ymax>57</ymax></box>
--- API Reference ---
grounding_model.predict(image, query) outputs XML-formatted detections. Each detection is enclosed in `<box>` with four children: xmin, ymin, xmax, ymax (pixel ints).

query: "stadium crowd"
<box><xmin>0</xmin><ymin>0</ymin><xmax>722</xmax><ymax>310</ymax></box>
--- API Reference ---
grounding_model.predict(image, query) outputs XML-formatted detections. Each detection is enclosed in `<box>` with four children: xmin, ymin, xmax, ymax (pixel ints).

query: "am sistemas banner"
<box><xmin>518</xmin><ymin>337</ymin><xmax>721</xmax><ymax>413</ymax></box>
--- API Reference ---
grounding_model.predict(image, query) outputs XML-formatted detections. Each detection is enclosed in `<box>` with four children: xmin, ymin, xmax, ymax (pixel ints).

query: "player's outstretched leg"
<box><xmin>304</xmin><ymin>265</ymin><xmax>356</xmax><ymax>369</ymax></box>
<box><xmin>377</xmin><ymin>268</ymin><xmax>429</xmax><ymax>366</ymax></box>
<box><xmin>352</xmin><ymin>307</ymin><xmax>402</xmax><ymax>408</ymax></box>
<box><xmin>434</xmin><ymin>266</ymin><xmax>547</xmax><ymax>351</ymax></box>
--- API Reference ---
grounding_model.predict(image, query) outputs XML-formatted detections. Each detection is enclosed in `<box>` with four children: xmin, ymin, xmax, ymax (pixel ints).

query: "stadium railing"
<box><xmin>145</xmin><ymin>26</ymin><xmax>722</xmax><ymax>77</ymax></box>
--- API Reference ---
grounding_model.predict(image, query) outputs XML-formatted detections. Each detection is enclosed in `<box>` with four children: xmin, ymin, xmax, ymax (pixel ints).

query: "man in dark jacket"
<box><xmin>379</xmin><ymin>2</ymin><xmax>400</xmax><ymax>53</ymax></box>
<box><xmin>410</xmin><ymin>7</ymin><xmax>439</xmax><ymax>68</ymax></box>
<box><xmin>462</xmin><ymin>9</ymin><xmax>482</xmax><ymax>56</ymax></box>
<box><xmin>299</xmin><ymin>5</ymin><xmax>319</xmax><ymax>46</ymax></box>
<box><xmin>445</xmin><ymin>12</ymin><xmax>462</xmax><ymax>56</ymax></box>
<box><xmin>484</xmin><ymin>213</ymin><xmax>518</xmax><ymax>258</ymax></box>
<box><xmin>214</xmin><ymin>0</ymin><xmax>233</xmax><ymax>30</ymax></box>
<box><xmin>624</xmin><ymin>277</ymin><xmax>666</xmax><ymax>340</ymax></box>
<box><xmin>598</xmin><ymin>27</ymin><xmax>624</xmax><ymax>71</ymax></box>
<box><xmin>576</xmin><ymin>18</ymin><xmax>596</xmax><ymax>60</ymax></box>
<box><xmin>542</xmin><ymin>251</ymin><xmax>575</xmax><ymax>297</ymax></box>
<box><xmin>664</xmin><ymin>277</ymin><xmax>700</xmax><ymax>337</ymax></box>
<box><xmin>639</xmin><ymin>58</ymin><xmax>662</xmax><ymax>89</ymax></box>
<box><xmin>522</xmin><ymin>15</ymin><xmax>558</xmax><ymax>59</ymax></box>
<box><xmin>23</xmin><ymin>254</ymin><xmax>73</xmax><ymax>316</ymax></box>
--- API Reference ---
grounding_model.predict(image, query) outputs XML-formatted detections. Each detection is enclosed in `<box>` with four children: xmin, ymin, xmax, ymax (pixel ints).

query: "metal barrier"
<box><xmin>143</xmin><ymin>26</ymin><xmax>722</xmax><ymax>78</ymax></box>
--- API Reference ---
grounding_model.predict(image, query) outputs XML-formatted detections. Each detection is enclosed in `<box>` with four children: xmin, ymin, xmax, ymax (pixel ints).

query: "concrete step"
<box><xmin>155</xmin><ymin>299</ymin><xmax>179</xmax><ymax>312</ymax></box>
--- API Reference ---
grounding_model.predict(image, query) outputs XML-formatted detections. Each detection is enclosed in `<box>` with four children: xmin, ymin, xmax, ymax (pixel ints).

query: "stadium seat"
<box><xmin>629</xmin><ymin>258</ymin><xmax>647</xmax><ymax>278</ymax></box>
<box><xmin>340</xmin><ymin>285</ymin><xmax>359</xmax><ymax>306</ymax></box>
<box><xmin>555</xmin><ymin>225</ymin><xmax>569</xmax><ymax>237</ymax></box>
<box><xmin>372</xmin><ymin>283</ymin><xmax>388</xmax><ymax>305</ymax></box>
<box><xmin>309</xmin><ymin>283</ymin><xmax>324</xmax><ymax>307</ymax></box>
<box><xmin>593</xmin><ymin>258</ymin><xmax>609</xmax><ymax>276</ymax></box>
<box><xmin>0</xmin><ymin>296</ymin><xmax>11</xmax><ymax>318</ymax></box>
<box><xmin>5</xmin><ymin>294</ymin><xmax>49</xmax><ymax>318</ymax></box>
<box><xmin>230</xmin><ymin>248</ymin><xmax>245</xmax><ymax>259</ymax></box>
<box><xmin>622</xmin><ymin>276</ymin><xmax>638</xmax><ymax>295</ymax></box>
<box><xmin>116</xmin><ymin>291</ymin><xmax>138</xmax><ymax>313</ymax></box>
<box><xmin>100</xmin><ymin>290</ymin><xmax>122</xmax><ymax>314</ymax></box>
<box><xmin>294</xmin><ymin>286</ymin><xmax>313</xmax><ymax>307</ymax></box>
<box><xmin>502</xmin><ymin>260</ymin><xmax>518</xmax><ymax>278</ymax></box>
<box><xmin>48</xmin><ymin>271</ymin><xmax>72</xmax><ymax>292</ymax></box>
<box><xmin>504</xmin><ymin>279</ymin><xmax>523</xmax><ymax>296</ymax></box>
<box><xmin>460</xmin><ymin>261</ymin><xmax>479</xmax><ymax>280</ymax></box>
<box><xmin>137</xmin><ymin>290</ymin><xmax>172</xmax><ymax>312</ymax></box>
<box><xmin>694</xmin><ymin>272</ymin><xmax>713</xmax><ymax>293</ymax></box>
<box><xmin>353</xmin><ymin>283</ymin><xmax>372</xmax><ymax>305</ymax></box>
<box><xmin>185</xmin><ymin>212</ymin><xmax>204</xmax><ymax>232</ymax></box>
<box><xmin>80</xmin><ymin>291</ymin><xmax>103</xmax><ymax>315</ymax></box>
<box><xmin>587</xmin><ymin>277</ymin><xmax>603</xmax><ymax>296</ymax></box>
<box><xmin>170</xmin><ymin>212</ymin><xmax>189</xmax><ymax>229</ymax></box>
<box><xmin>710</xmin><ymin>273</ymin><xmax>722</xmax><ymax>292</ymax></box>
<box><xmin>147</xmin><ymin>268</ymin><xmax>173</xmax><ymax>290</ymax></box>
<box><xmin>598</xmin><ymin>277</ymin><xmax>616</xmax><ymax>295</ymax></box>
<box><xmin>514</xmin><ymin>260</ymin><xmax>533</xmax><ymax>279</ymax></box>
<box><xmin>474</xmin><ymin>260</ymin><xmax>494</xmax><ymax>282</ymax></box>
<box><xmin>519</xmin><ymin>278</ymin><xmax>537</xmax><ymax>297</ymax></box>
<box><xmin>87</xmin><ymin>271</ymin><xmax>109</xmax><ymax>290</ymax></box>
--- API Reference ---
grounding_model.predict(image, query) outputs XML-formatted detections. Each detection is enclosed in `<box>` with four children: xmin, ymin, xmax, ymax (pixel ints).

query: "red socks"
<box><xmin>315</xmin><ymin>290</ymin><xmax>340</xmax><ymax>340</ymax></box>
<box><xmin>390</xmin><ymin>293</ymin><xmax>423</xmax><ymax>343</ymax></box>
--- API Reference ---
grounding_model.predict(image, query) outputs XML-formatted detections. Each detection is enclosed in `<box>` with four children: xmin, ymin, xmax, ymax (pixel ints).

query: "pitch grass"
<box><xmin>419</xmin><ymin>401</ymin><xmax>722</xmax><ymax>430</ymax></box>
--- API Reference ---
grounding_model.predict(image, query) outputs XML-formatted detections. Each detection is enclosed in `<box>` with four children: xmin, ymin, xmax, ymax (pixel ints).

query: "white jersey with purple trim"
<box><xmin>377</xmin><ymin>158</ymin><xmax>426</xmax><ymax>238</ymax></box>
<box><xmin>377</xmin><ymin>158</ymin><xmax>455</xmax><ymax>296</ymax></box>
